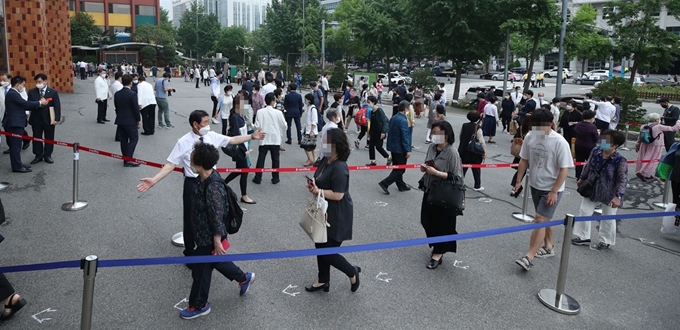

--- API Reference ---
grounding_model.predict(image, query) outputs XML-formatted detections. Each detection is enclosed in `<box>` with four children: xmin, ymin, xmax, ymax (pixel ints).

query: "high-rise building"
<box><xmin>68</xmin><ymin>0</ymin><xmax>160</xmax><ymax>34</ymax></box>
<box><xmin>320</xmin><ymin>0</ymin><xmax>341</xmax><ymax>14</ymax></box>
<box><xmin>202</xmin><ymin>0</ymin><xmax>271</xmax><ymax>31</ymax></box>
<box><xmin>172</xmin><ymin>0</ymin><xmax>193</xmax><ymax>28</ymax></box>
<box><xmin>160</xmin><ymin>0</ymin><xmax>174</xmax><ymax>19</ymax></box>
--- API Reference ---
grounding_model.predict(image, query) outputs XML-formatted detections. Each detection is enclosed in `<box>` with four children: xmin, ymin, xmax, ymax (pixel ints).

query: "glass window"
<box><xmin>80</xmin><ymin>1</ymin><xmax>104</xmax><ymax>13</ymax></box>
<box><xmin>109</xmin><ymin>4</ymin><xmax>130</xmax><ymax>14</ymax></box>
<box><xmin>667</xmin><ymin>26</ymin><xmax>680</xmax><ymax>36</ymax></box>
<box><xmin>69</xmin><ymin>0</ymin><xmax>76</xmax><ymax>11</ymax></box>
<box><xmin>135</xmin><ymin>5</ymin><xmax>156</xmax><ymax>16</ymax></box>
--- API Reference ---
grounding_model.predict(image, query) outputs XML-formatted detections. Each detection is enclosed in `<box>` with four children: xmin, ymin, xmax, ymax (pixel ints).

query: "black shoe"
<box><xmin>22</xmin><ymin>141</ymin><xmax>30</xmax><ymax>150</ymax></box>
<box><xmin>271</xmin><ymin>178</ymin><xmax>280</xmax><ymax>184</ymax></box>
<box><xmin>252</xmin><ymin>178</ymin><xmax>261</xmax><ymax>185</ymax></box>
<box><xmin>2</xmin><ymin>149</ymin><xmax>9</xmax><ymax>154</ymax></box>
<box><xmin>29</xmin><ymin>157</ymin><xmax>43</xmax><ymax>164</ymax></box>
<box><xmin>103</xmin><ymin>119</ymin><xmax>111</xmax><ymax>122</ymax></box>
<box><xmin>97</xmin><ymin>121</ymin><xmax>105</xmax><ymax>124</ymax></box>
<box><xmin>571</xmin><ymin>237</ymin><xmax>591</xmax><ymax>246</ymax></box>
<box><xmin>22</xmin><ymin>164</ymin><xmax>31</xmax><ymax>169</ymax></box>
<box><xmin>0</xmin><ymin>293</ymin><xmax>27</xmax><ymax>321</ymax></box>
<box><xmin>240</xmin><ymin>198</ymin><xmax>257</xmax><ymax>205</ymax></box>
<box><xmin>304</xmin><ymin>283</ymin><xmax>330</xmax><ymax>292</ymax></box>
<box><xmin>12</xmin><ymin>167</ymin><xmax>32</xmax><ymax>173</ymax></box>
<box><xmin>426</xmin><ymin>256</ymin><xmax>443</xmax><ymax>269</ymax></box>
<box><xmin>398</xmin><ymin>186</ymin><xmax>411</xmax><ymax>192</ymax></box>
<box><xmin>351</xmin><ymin>266</ymin><xmax>361</xmax><ymax>292</ymax></box>
<box><xmin>44</xmin><ymin>156</ymin><xmax>54</xmax><ymax>164</ymax></box>
<box><xmin>123</xmin><ymin>162</ymin><xmax>140</xmax><ymax>167</ymax></box>
<box><xmin>141</xmin><ymin>132</ymin><xmax>150</xmax><ymax>136</ymax></box>
<box><xmin>378</xmin><ymin>182</ymin><xmax>390</xmax><ymax>195</ymax></box>
<box><xmin>511</xmin><ymin>185</ymin><xmax>523</xmax><ymax>198</ymax></box>
<box><xmin>285</xmin><ymin>140</ymin><xmax>292</xmax><ymax>145</ymax></box>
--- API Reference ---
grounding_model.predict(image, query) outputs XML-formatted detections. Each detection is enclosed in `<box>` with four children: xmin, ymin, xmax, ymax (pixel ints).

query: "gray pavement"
<box><xmin>0</xmin><ymin>76</ymin><xmax>679</xmax><ymax>329</ymax></box>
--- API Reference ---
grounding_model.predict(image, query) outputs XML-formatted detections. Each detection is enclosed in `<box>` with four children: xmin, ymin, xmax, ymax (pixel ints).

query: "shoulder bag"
<box><xmin>577</xmin><ymin>158</ymin><xmax>611</xmax><ymax>198</ymax></box>
<box><xmin>510</xmin><ymin>127</ymin><xmax>524</xmax><ymax>158</ymax></box>
<box><xmin>299</xmin><ymin>189</ymin><xmax>330</xmax><ymax>243</ymax></box>
<box><xmin>467</xmin><ymin>124</ymin><xmax>485</xmax><ymax>155</ymax></box>
<box><xmin>427</xmin><ymin>174</ymin><xmax>466</xmax><ymax>215</ymax></box>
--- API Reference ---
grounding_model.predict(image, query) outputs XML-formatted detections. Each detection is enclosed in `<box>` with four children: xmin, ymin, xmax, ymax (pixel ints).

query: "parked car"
<box><xmin>464</xmin><ymin>86</ymin><xmax>514</xmax><ymax>102</ymax></box>
<box><xmin>346</xmin><ymin>63</ymin><xmax>359</xmax><ymax>70</ymax></box>
<box><xmin>544</xmin><ymin>68</ymin><xmax>573</xmax><ymax>79</ymax></box>
<box><xmin>641</xmin><ymin>77</ymin><xmax>677</xmax><ymax>87</ymax></box>
<box><xmin>479</xmin><ymin>71</ymin><xmax>520</xmax><ymax>81</ymax></box>
<box><xmin>378</xmin><ymin>71</ymin><xmax>412</xmax><ymax>86</ymax></box>
<box><xmin>433</xmin><ymin>67</ymin><xmax>456</xmax><ymax>77</ymax></box>
<box><xmin>573</xmin><ymin>75</ymin><xmax>607</xmax><ymax>85</ymax></box>
<box><xmin>510</xmin><ymin>67</ymin><xmax>527</xmax><ymax>75</ymax></box>
<box><xmin>594</xmin><ymin>76</ymin><xmax>644</xmax><ymax>88</ymax></box>
<box><xmin>557</xmin><ymin>94</ymin><xmax>585</xmax><ymax>109</ymax></box>
<box><xmin>584</xmin><ymin>69</ymin><xmax>609</xmax><ymax>78</ymax></box>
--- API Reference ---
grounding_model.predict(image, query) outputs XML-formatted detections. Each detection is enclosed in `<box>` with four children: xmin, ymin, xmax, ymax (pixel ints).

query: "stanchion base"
<box><xmin>0</xmin><ymin>182</ymin><xmax>9</xmax><ymax>191</ymax></box>
<box><xmin>171</xmin><ymin>232</ymin><xmax>185</xmax><ymax>247</ymax></box>
<box><xmin>512</xmin><ymin>212</ymin><xmax>535</xmax><ymax>223</ymax></box>
<box><xmin>618</xmin><ymin>147</ymin><xmax>630</xmax><ymax>151</ymax></box>
<box><xmin>653</xmin><ymin>202</ymin><xmax>671</xmax><ymax>209</ymax></box>
<box><xmin>593</xmin><ymin>208</ymin><xmax>602</xmax><ymax>215</ymax></box>
<box><xmin>537</xmin><ymin>288</ymin><xmax>580</xmax><ymax>315</ymax></box>
<box><xmin>61</xmin><ymin>201</ymin><xmax>88</xmax><ymax>211</ymax></box>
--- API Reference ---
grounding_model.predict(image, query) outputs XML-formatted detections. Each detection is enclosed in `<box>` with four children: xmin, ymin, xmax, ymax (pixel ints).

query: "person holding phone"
<box><xmin>458</xmin><ymin>110</ymin><xmax>487</xmax><ymax>192</ymax></box>
<box><xmin>179</xmin><ymin>142</ymin><xmax>254</xmax><ymax>320</ymax></box>
<box><xmin>418</xmin><ymin>120</ymin><xmax>463</xmax><ymax>269</ymax></box>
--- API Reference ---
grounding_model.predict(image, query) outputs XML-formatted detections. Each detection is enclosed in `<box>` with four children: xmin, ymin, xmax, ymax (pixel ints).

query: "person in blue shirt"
<box><xmin>379</xmin><ymin>100</ymin><xmax>412</xmax><ymax>194</ymax></box>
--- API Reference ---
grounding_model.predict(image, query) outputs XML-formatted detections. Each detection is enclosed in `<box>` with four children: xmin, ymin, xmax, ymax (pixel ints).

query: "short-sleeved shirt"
<box><xmin>312</xmin><ymin>88</ymin><xmax>323</xmax><ymax>109</ymax></box>
<box><xmin>167</xmin><ymin>131</ymin><xmax>232</xmax><ymax>178</ymax></box>
<box><xmin>519</xmin><ymin>130</ymin><xmax>574</xmax><ymax>192</ymax></box>
<box><xmin>313</xmin><ymin>158</ymin><xmax>353</xmax><ymax>242</ymax></box>
<box><xmin>155</xmin><ymin>79</ymin><xmax>168</xmax><ymax>99</ymax></box>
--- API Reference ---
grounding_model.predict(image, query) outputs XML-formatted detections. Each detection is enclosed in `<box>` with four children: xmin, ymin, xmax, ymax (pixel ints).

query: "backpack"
<box><xmin>355</xmin><ymin>105</ymin><xmax>369</xmax><ymax>126</ymax></box>
<box><xmin>640</xmin><ymin>123</ymin><xmax>661</xmax><ymax>144</ymax></box>
<box><xmin>202</xmin><ymin>175</ymin><xmax>244</xmax><ymax>235</ymax></box>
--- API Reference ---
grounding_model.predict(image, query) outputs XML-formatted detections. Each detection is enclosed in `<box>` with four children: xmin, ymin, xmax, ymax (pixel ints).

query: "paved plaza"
<box><xmin>0</xmin><ymin>76</ymin><xmax>678</xmax><ymax>329</ymax></box>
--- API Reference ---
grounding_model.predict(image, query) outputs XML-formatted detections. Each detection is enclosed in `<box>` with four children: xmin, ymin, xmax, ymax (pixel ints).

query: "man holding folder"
<box><xmin>27</xmin><ymin>73</ymin><xmax>60</xmax><ymax>164</ymax></box>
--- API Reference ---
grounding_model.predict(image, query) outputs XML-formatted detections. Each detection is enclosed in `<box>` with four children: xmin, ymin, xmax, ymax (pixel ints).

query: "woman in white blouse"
<box><xmin>481</xmin><ymin>96</ymin><xmax>499</xmax><ymax>143</ymax></box>
<box><xmin>303</xmin><ymin>93</ymin><xmax>318</xmax><ymax>166</ymax></box>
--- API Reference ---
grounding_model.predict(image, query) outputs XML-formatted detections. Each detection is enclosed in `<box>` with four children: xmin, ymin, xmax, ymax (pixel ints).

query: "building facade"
<box><xmin>0</xmin><ymin>0</ymin><xmax>73</xmax><ymax>92</ymax></box>
<box><xmin>320</xmin><ymin>0</ymin><xmax>341</xmax><ymax>14</ymax></box>
<box><xmin>202</xmin><ymin>0</ymin><xmax>271</xmax><ymax>31</ymax></box>
<box><xmin>171</xmin><ymin>0</ymin><xmax>192</xmax><ymax>28</ymax></box>
<box><xmin>68</xmin><ymin>0</ymin><xmax>160</xmax><ymax>34</ymax></box>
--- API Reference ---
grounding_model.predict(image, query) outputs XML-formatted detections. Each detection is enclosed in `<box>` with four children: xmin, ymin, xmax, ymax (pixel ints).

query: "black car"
<box><xmin>510</xmin><ymin>67</ymin><xmax>527</xmax><ymax>75</ymax></box>
<box><xmin>572</xmin><ymin>75</ymin><xmax>607</xmax><ymax>85</ymax></box>
<box><xmin>643</xmin><ymin>77</ymin><xmax>678</xmax><ymax>86</ymax></box>
<box><xmin>479</xmin><ymin>72</ymin><xmax>502</xmax><ymax>80</ymax></box>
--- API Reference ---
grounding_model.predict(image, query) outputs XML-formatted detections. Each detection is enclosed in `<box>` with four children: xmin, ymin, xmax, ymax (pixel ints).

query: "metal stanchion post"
<box><xmin>0</xmin><ymin>182</ymin><xmax>9</xmax><ymax>191</ymax></box>
<box><xmin>654</xmin><ymin>180</ymin><xmax>671</xmax><ymax>209</ymax></box>
<box><xmin>172</xmin><ymin>231</ymin><xmax>185</xmax><ymax>247</ymax></box>
<box><xmin>538</xmin><ymin>214</ymin><xmax>581</xmax><ymax>315</ymax></box>
<box><xmin>619</xmin><ymin>122</ymin><xmax>630</xmax><ymax>151</ymax></box>
<box><xmin>512</xmin><ymin>175</ymin><xmax>535</xmax><ymax>223</ymax></box>
<box><xmin>62</xmin><ymin>143</ymin><xmax>88</xmax><ymax>211</ymax></box>
<box><xmin>80</xmin><ymin>255</ymin><xmax>98</xmax><ymax>330</ymax></box>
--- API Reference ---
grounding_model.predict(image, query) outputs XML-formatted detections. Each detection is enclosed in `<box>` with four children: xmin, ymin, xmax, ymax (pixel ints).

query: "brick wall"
<box><xmin>4</xmin><ymin>0</ymin><xmax>73</xmax><ymax>93</ymax></box>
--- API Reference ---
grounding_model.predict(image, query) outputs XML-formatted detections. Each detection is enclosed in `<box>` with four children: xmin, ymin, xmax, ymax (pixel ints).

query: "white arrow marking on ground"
<box><xmin>282</xmin><ymin>284</ymin><xmax>300</xmax><ymax>297</ymax></box>
<box><xmin>376</xmin><ymin>272</ymin><xmax>392</xmax><ymax>283</ymax></box>
<box><xmin>375</xmin><ymin>201</ymin><xmax>388</xmax><ymax>207</ymax></box>
<box><xmin>173</xmin><ymin>298</ymin><xmax>188</xmax><ymax>310</ymax></box>
<box><xmin>32</xmin><ymin>308</ymin><xmax>57</xmax><ymax>324</ymax></box>
<box><xmin>479</xmin><ymin>198</ymin><xmax>492</xmax><ymax>203</ymax></box>
<box><xmin>453</xmin><ymin>260</ymin><xmax>469</xmax><ymax>269</ymax></box>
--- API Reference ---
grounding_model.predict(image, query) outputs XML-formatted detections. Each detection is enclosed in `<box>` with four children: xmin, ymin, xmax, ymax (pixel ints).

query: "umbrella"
<box><xmin>613</xmin><ymin>66</ymin><xmax>629</xmax><ymax>72</ymax></box>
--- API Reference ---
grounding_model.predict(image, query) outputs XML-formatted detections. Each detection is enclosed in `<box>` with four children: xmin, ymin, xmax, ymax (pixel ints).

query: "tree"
<box><xmin>564</xmin><ymin>3</ymin><xmax>612</xmax><ymax>75</ymax></box>
<box><xmin>332</xmin><ymin>0</ymin><xmax>369</xmax><ymax>64</ymax></box>
<box><xmin>501</xmin><ymin>0</ymin><xmax>561</xmax><ymax>90</ymax></box>
<box><xmin>177</xmin><ymin>2</ymin><xmax>221</xmax><ymax>59</ymax></box>
<box><xmin>140</xmin><ymin>46</ymin><xmax>158</xmax><ymax>66</ymax></box>
<box><xmin>357</xmin><ymin>0</ymin><xmax>413</xmax><ymax>72</ymax></box>
<box><xmin>408</xmin><ymin>68</ymin><xmax>439</xmax><ymax>94</ymax></box>
<box><xmin>328</xmin><ymin>61</ymin><xmax>346</xmax><ymax>90</ymax></box>
<box><xmin>70</xmin><ymin>12</ymin><xmax>102</xmax><ymax>46</ymax></box>
<box><xmin>301</xmin><ymin>64</ymin><xmax>319</xmax><ymax>85</ymax></box>
<box><xmin>606</xmin><ymin>0</ymin><xmax>680</xmax><ymax>84</ymax></box>
<box><xmin>592</xmin><ymin>77</ymin><xmax>645</xmax><ymax>125</ymax></box>
<box><xmin>510</xmin><ymin>33</ymin><xmax>554</xmax><ymax>67</ymax></box>
<box><xmin>159</xmin><ymin>7</ymin><xmax>175</xmax><ymax>35</ymax></box>
<box><xmin>214</xmin><ymin>26</ymin><xmax>248</xmax><ymax>65</ymax></box>
<box><xmin>248</xmin><ymin>28</ymin><xmax>274</xmax><ymax>65</ymax></box>
<box><xmin>133</xmin><ymin>24</ymin><xmax>174</xmax><ymax>45</ymax></box>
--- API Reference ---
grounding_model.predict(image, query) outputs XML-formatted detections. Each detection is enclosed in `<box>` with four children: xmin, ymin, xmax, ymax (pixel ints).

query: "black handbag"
<box><xmin>577</xmin><ymin>158</ymin><xmax>610</xmax><ymax>198</ymax></box>
<box><xmin>467</xmin><ymin>124</ymin><xmax>485</xmax><ymax>155</ymax></box>
<box><xmin>427</xmin><ymin>175</ymin><xmax>466</xmax><ymax>214</ymax></box>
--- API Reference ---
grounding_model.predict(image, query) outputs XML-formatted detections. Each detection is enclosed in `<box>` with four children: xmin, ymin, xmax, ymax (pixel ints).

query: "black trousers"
<box><xmin>574</xmin><ymin>144</ymin><xmax>593</xmax><ymax>179</ymax></box>
<box><xmin>369</xmin><ymin>135</ymin><xmax>389</xmax><ymax>160</ymax></box>
<box><xmin>188</xmin><ymin>245</ymin><xmax>246</xmax><ymax>309</ymax></box>
<box><xmin>381</xmin><ymin>152</ymin><xmax>408</xmax><ymax>189</ymax></box>
<box><xmin>501</xmin><ymin>115</ymin><xmax>512</xmax><ymax>131</ymax></box>
<box><xmin>5</xmin><ymin>126</ymin><xmax>25</xmax><ymax>170</ymax></box>
<box><xmin>357</xmin><ymin>125</ymin><xmax>368</xmax><ymax>141</ymax></box>
<box><xmin>462</xmin><ymin>167</ymin><xmax>482</xmax><ymax>189</ymax></box>
<box><xmin>195</xmin><ymin>77</ymin><xmax>199</xmax><ymax>88</ymax></box>
<box><xmin>117</xmin><ymin>125</ymin><xmax>139</xmax><ymax>159</ymax></box>
<box><xmin>253</xmin><ymin>145</ymin><xmax>280</xmax><ymax>181</ymax></box>
<box><xmin>285</xmin><ymin>116</ymin><xmax>302</xmax><ymax>143</ymax></box>
<box><xmin>96</xmin><ymin>99</ymin><xmax>107</xmax><ymax>122</ymax></box>
<box><xmin>31</xmin><ymin>121</ymin><xmax>55</xmax><ymax>157</ymax></box>
<box><xmin>315</xmin><ymin>238</ymin><xmax>356</xmax><ymax>283</ymax></box>
<box><xmin>225</xmin><ymin>158</ymin><xmax>249</xmax><ymax>196</ymax></box>
<box><xmin>140</xmin><ymin>105</ymin><xmax>156</xmax><ymax>134</ymax></box>
<box><xmin>0</xmin><ymin>273</ymin><xmax>15</xmax><ymax>301</ymax></box>
<box><xmin>183</xmin><ymin>177</ymin><xmax>198</xmax><ymax>256</ymax></box>
<box><xmin>221</xmin><ymin>118</ymin><xmax>229</xmax><ymax>136</ymax></box>
<box><xmin>672</xmin><ymin>180</ymin><xmax>680</xmax><ymax>207</ymax></box>
<box><xmin>664</xmin><ymin>131</ymin><xmax>675</xmax><ymax>152</ymax></box>
<box><xmin>79</xmin><ymin>67</ymin><xmax>86</xmax><ymax>80</ymax></box>
<box><xmin>211</xmin><ymin>96</ymin><xmax>219</xmax><ymax>118</ymax></box>
<box><xmin>595</xmin><ymin>119</ymin><xmax>609</xmax><ymax>131</ymax></box>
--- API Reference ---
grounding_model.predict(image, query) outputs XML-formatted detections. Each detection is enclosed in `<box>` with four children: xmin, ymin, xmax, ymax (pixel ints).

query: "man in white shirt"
<box><xmin>511</xmin><ymin>86</ymin><xmax>523</xmax><ymax>106</ymax></box>
<box><xmin>513</xmin><ymin>109</ymin><xmax>573</xmax><ymax>271</ymax></box>
<box><xmin>137</xmin><ymin>110</ymin><xmax>265</xmax><ymax>258</ymax></box>
<box><xmin>110</xmin><ymin>72</ymin><xmax>124</xmax><ymax>97</ymax></box>
<box><xmin>210</xmin><ymin>71</ymin><xmax>222</xmax><ymax>124</ymax></box>
<box><xmin>591</xmin><ymin>96</ymin><xmax>616</xmax><ymax>131</ymax></box>
<box><xmin>536</xmin><ymin>92</ymin><xmax>548</xmax><ymax>107</ymax></box>
<box><xmin>439</xmin><ymin>83</ymin><xmax>447</xmax><ymax>106</ymax></box>
<box><xmin>261</xmin><ymin>76</ymin><xmax>277</xmax><ymax>95</ymax></box>
<box><xmin>79</xmin><ymin>61</ymin><xmax>88</xmax><ymax>80</ymax></box>
<box><xmin>137</xmin><ymin>76</ymin><xmax>157</xmax><ymax>135</ymax></box>
<box><xmin>549</xmin><ymin>97</ymin><xmax>560</xmax><ymax>129</ymax></box>
<box><xmin>258</xmin><ymin>69</ymin><xmax>265</xmax><ymax>86</ymax></box>
<box><xmin>252</xmin><ymin>93</ymin><xmax>287</xmax><ymax>185</ymax></box>
<box><xmin>321</xmin><ymin>73</ymin><xmax>330</xmax><ymax>92</ymax></box>
<box><xmin>209</xmin><ymin>67</ymin><xmax>216</xmax><ymax>79</ymax></box>
<box><xmin>94</xmin><ymin>69</ymin><xmax>110</xmax><ymax>124</ymax></box>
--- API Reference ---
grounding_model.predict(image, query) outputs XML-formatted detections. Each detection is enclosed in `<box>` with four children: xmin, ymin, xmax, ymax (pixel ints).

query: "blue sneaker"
<box><xmin>179</xmin><ymin>302</ymin><xmax>211</xmax><ymax>320</ymax></box>
<box><xmin>239</xmin><ymin>272</ymin><xmax>255</xmax><ymax>296</ymax></box>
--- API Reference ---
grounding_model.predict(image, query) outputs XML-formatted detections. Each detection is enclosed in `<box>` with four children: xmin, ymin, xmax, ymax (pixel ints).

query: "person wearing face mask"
<box><xmin>366</xmin><ymin>95</ymin><xmax>391</xmax><ymax>167</ymax></box>
<box><xmin>252</xmin><ymin>93</ymin><xmax>287</xmax><ymax>185</ymax></box>
<box><xmin>27</xmin><ymin>74</ymin><xmax>60</xmax><ymax>165</ymax></box>
<box><xmin>558</xmin><ymin>100</ymin><xmax>583</xmax><ymax>152</ymax></box>
<box><xmin>459</xmin><ymin>110</ymin><xmax>487</xmax><ymax>192</ymax></box>
<box><xmin>572</xmin><ymin>130</ymin><xmax>628</xmax><ymax>251</ymax></box>
<box><xmin>659</xmin><ymin>98</ymin><xmax>680</xmax><ymax>152</ymax></box>
<box><xmin>378</xmin><ymin>100</ymin><xmax>411</xmax><ymax>194</ymax></box>
<box><xmin>514</xmin><ymin>109</ymin><xmax>573</xmax><ymax>271</ymax></box>
<box><xmin>137</xmin><ymin>110</ymin><xmax>265</xmax><ymax>258</ymax></box>
<box><xmin>321</xmin><ymin>107</ymin><xmax>342</xmax><ymax>149</ymax></box>
<box><xmin>114</xmin><ymin>74</ymin><xmax>141</xmax><ymax>167</ymax></box>
<box><xmin>2</xmin><ymin>76</ymin><xmax>47</xmax><ymax>173</ymax></box>
<box><xmin>634</xmin><ymin>112</ymin><xmax>680</xmax><ymax>181</ymax></box>
<box><xmin>94</xmin><ymin>69</ymin><xmax>110</xmax><ymax>124</ymax></box>
<box><xmin>217</xmin><ymin>85</ymin><xmax>234</xmax><ymax>136</ymax></box>
<box><xmin>224</xmin><ymin>94</ymin><xmax>255</xmax><ymax>204</ymax></box>
<box><xmin>418</xmin><ymin>120</ymin><xmax>464</xmax><ymax>269</ymax></box>
<box><xmin>130</xmin><ymin>74</ymin><xmax>139</xmax><ymax>94</ymax></box>
<box><xmin>573</xmin><ymin>110</ymin><xmax>599</xmax><ymax>179</ymax></box>
<box><xmin>591</xmin><ymin>96</ymin><xmax>616</xmax><ymax>132</ymax></box>
<box><xmin>501</xmin><ymin>92</ymin><xmax>515</xmax><ymax>133</ymax></box>
<box><xmin>0</xmin><ymin>73</ymin><xmax>30</xmax><ymax>154</ymax></box>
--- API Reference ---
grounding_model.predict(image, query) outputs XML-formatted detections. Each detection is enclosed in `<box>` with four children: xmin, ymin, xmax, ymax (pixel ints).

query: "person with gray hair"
<box><xmin>320</xmin><ymin>106</ymin><xmax>341</xmax><ymax>147</ymax></box>
<box><xmin>634</xmin><ymin>111</ymin><xmax>680</xmax><ymax>181</ymax></box>
<box><xmin>378</xmin><ymin>100</ymin><xmax>412</xmax><ymax>194</ymax></box>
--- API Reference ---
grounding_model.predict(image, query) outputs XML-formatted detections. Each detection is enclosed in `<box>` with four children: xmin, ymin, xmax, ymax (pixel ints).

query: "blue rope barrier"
<box><xmin>0</xmin><ymin>260</ymin><xmax>81</xmax><ymax>274</ymax></box>
<box><xmin>575</xmin><ymin>211</ymin><xmax>680</xmax><ymax>222</ymax></box>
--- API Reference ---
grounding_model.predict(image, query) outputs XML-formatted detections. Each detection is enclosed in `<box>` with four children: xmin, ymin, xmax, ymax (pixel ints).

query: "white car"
<box><xmin>378</xmin><ymin>72</ymin><xmax>412</xmax><ymax>85</ymax></box>
<box><xmin>584</xmin><ymin>70</ymin><xmax>609</xmax><ymax>79</ymax></box>
<box><xmin>346</xmin><ymin>63</ymin><xmax>359</xmax><ymax>70</ymax></box>
<box><xmin>544</xmin><ymin>68</ymin><xmax>573</xmax><ymax>79</ymax></box>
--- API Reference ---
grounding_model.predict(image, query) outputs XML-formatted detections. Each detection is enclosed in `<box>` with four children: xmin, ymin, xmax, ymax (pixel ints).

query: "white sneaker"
<box><xmin>472</xmin><ymin>187</ymin><xmax>485</xmax><ymax>192</ymax></box>
<box><xmin>211</xmin><ymin>118</ymin><xmax>219</xmax><ymax>125</ymax></box>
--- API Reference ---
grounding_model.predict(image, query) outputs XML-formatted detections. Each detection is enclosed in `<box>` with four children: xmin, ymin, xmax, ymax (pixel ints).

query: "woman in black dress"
<box><xmin>419</xmin><ymin>120</ymin><xmax>464</xmax><ymax>269</ymax></box>
<box><xmin>500</xmin><ymin>92</ymin><xmax>515</xmax><ymax>133</ymax></box>
<box><xmin>558</xmin><ymin>100</ymin><xmax>583</xmax><ymax>149</ymax></box>
<box><xmin>224</xmin><ymin>94</ymin><xmax>256</xmax><ymax>204</ymax></box>
<box><xmin>458</xmin><ymin>111</ymin><xmax>487</xmax><ymax>192</ymax></box>
<box><xmin>305</xmin><ymin>128</ymin><xmax>361</xmax><ymax>293</ymax></box>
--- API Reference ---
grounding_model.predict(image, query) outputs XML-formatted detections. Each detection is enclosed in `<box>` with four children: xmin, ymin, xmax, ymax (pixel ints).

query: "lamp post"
<box><xmin>555</xmin><ymin>0</ymin><xmax>569</xmax><ymax>98</ymax></box>
<box><xmin>236</xmin><ymin>45</ymin><xmax>253</xmax><ymax>69</ymax></box>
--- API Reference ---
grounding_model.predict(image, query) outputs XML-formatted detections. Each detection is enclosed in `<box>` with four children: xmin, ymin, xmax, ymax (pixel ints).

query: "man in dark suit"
<box><xmin>2</xmin><ymin>76</ymin><xmax>47</xmax><ymax>172</ymax></box>
<box><xmin>519</xmin><ymin>90</ymin><xmax>536</xmax><ymax>125</ymax></box>
<box><xmin>241</xmin><ymin>74</ymin><xmax>254</xmax><ymax>103</ymax></box>
<box><xmin>283</xmin><ymin>83</ymin><xmax>303</xmax><ymax>145</ymax></box>
<box><xmin>27</xmin><ymin>73</ymin><xmax>60</xmax><ymax>164</ymax></box>
<box><xmin>114</xmin><ymin>74</ymin><xmax>141</xmax><ymax>167</ymax></box>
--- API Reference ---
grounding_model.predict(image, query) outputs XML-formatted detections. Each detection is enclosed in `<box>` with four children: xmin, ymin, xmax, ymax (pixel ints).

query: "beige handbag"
<box><xmin>299</xmin><ymin>190</ymin><xmax>330</xmax><ymax>243</ymax></box>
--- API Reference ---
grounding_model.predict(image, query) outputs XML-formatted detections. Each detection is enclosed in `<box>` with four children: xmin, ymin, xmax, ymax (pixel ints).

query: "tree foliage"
<box><xmin>328</xmin><ymin>61</ymin><xmax>346</xmax><ymax>90</ymax></box>
<box><xmin>408</xmin><ymin>68</ymin><xmax>439</xmax><ymax>94</ymax></box>
<box><xmin>71</xmin><ymin>12</ymin><xmax>102</xmax><ymax>46</ymax></box>
<box><xmin>301</xmin><ymin>64</ymin><xmax>319</xmax><ymax>85</ymax></box>
<box><xmin>177</xmin><ymin>2</ymin><xmax>221</xmax><ymax>59</ymax></box>
<box><xmin>564</xmin><ymin>3</ymin><xmax>612</xmax><ymax>74</ymax></box>
<box><xmin>214</xmin><ymin>26</ymin><xmax>248</xmax><ymax>65</ymax></box>
<box><xmin>140</xmin><ymin>46</ymin><xmax>157</xmax><ymax>62</ymax></box>
<box><xmin>133</xmin><ymin>24</ymin><xmax>174</xmax><ymax>45</ymax></box>
<box><xmin>592</xmin><ymin>77</ymin><xmax>645</xmax><ymax>124</ymax></box>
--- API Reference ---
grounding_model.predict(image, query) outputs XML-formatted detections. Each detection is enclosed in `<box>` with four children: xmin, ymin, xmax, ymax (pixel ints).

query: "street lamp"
<box><xmin>236</xmin><ymin>45</ymin><xmax>253</xmax><ymax>69</ymax></box>
<box><xmin>194</xmin><ymin>0</ymin><xmax>208</xmax><ymax>64</ymax></box>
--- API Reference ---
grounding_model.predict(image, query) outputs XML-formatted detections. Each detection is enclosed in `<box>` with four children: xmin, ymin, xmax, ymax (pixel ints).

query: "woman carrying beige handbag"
<box><xmin>299</xmin><ymin>189</ymin><xmax>329</xmax><ymax>243</ymax></box>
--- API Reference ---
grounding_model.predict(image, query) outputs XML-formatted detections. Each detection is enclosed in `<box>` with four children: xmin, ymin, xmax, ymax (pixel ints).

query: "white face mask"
<box><xmin>199</xmin><ymin>125</ymin><xmax>211</xmax><ymax>136</ymax></box>
<box><xmin>531</xmin><ymin>126</ymin><xmax>547</xmax><ymax>138</ymax></box>
<box><xmin>0</xmin><ymin>81</ymin><xmax>8</xmax><ymax>87</ymax></box>
<box><xmin>566</xmin><ymin>105</ymin><xmax>573</xmax><ymax>111</ymax></box>
<box><xmin>36</xmin><ymin>83</ymin><xmax>45</xmax><ymax>90</ymax></box>
<box><xmin>321</xmin><ymin>143</ymin><xmax>332</xmax><ymax>157</ymax></box>
<box><xmin>132</xmin><ymin>80</ymin><xmax>138</xmax><ymax>84</ymax></box>
<box><xmin>432</xmin><ymin>134</ymin><xmax>445</xmax><ymax>144</ymax></box>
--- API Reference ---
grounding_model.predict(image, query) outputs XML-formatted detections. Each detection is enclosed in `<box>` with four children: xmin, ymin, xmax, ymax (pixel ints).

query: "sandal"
<box><xmin>0</xmin><ymin>293</ymin><xmax>27</xmax><ymax>321</ymax></box>
<box><xmin>515</xmin><ymin>256</ymin><xmax>533</xmax><ymax>271</ymax></box>
<box><xmin>535</xmin><ymin>246</ymin><xmax>555</xmax><ymax>259</ymax></box>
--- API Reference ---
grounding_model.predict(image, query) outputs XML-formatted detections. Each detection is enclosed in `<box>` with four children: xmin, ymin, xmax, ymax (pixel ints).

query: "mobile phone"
<box><xmin>211</xmin><ymin>239</ymin><xmax>231</xmax><ymax>255</ymax></box>
<box><xmin>304</xmin><ymin>175</ymin><xmax>313</xmax><ymax>184</ymax></box>
<box><xmin>425</xmin><ymin>160</ymin><xmax>436</xmax><ymax>168</ymax></box>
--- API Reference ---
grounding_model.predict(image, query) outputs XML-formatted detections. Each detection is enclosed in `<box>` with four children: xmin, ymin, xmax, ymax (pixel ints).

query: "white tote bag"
<box><xmin>299</xmin><ymin>190</ymin><xmax>330</xmax><ymax>243</ymax></box>
<box><xmin>661</xmin><ymin>203</ymin><xmax>680</xmax><ymax>235</ymax></box>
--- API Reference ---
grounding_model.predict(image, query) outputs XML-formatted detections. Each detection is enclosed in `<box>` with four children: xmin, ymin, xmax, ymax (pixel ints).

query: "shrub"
<box><xmin>300</xmin><ymin>64</ymin><xmax>319</xmax><ymax>86</ymax></box>
<box><xmin>408</xmin><ymin>68</ymin><xmax>439</xmax><ymax>94</ymax></box>
<box><xmin>592</xmin><ymin>77</ymin><xmax>646</xmax><ymax>126</ymax></box>
<box><xmin>508</xmin><ymin>60</ymin><xmax>521</xmax><ymax>70</ymax></box>
<box><xmin>140</xmin><ymin>46</ymin><xmax>157</xmax><ymax>63</ymax></box>
<box><xmin>328</xmin><ymin>61</ymin><xmax>346</xmax><ymax>90</ymax></box>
